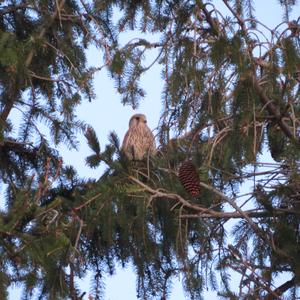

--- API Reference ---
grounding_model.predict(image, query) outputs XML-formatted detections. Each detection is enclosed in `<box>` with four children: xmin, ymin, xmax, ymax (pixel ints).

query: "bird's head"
<box><xmin>129</xmin><ymin>114</ymin><xmax>147</xmax><ymax>127</ymax></box>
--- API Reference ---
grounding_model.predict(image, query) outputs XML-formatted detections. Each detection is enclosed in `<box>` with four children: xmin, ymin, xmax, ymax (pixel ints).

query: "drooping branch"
<box><xmin>200</xmin><ymin>1</ymin><xmax>221</xmax><ymax>36</ymax></box>
<box><xmin>216</xmin><ymin>0</ymin><xmax>300</xmax><ymax>146</ymax></box>
<box><xmin>252</xmin><ymin>78</ymin><xmax>300</xmax><ymax>145</ymax></box>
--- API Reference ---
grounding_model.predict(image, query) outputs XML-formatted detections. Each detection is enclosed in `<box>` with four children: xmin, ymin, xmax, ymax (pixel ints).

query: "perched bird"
<box><xmin>121</xmin><ymin>114</ymin><xmax>156</xmax><ymax>160</ymax></box>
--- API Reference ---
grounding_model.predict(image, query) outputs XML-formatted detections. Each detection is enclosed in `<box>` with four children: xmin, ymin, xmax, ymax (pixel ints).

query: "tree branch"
<box><xmin>222</xmin><ymin>0</ymin><xmax>247</xmax><ymax>32</ymax></box>
<box><xmin>199</xmin><ymin>181</ymin><xmax>267</xmax><ymax>240</ymax></box>
<box><xmin>0</xmin><ymin>4</ymin><xmax>38</xmax><ymax>17</ymax></box>
<box><xmin>200</xmin><ymin>2</ymin><xmax>221</xmax><ymax>36</ymax></box>
<box><xmin>0</xmin><ymin>0</ymin><xmax>66</xmax><ymax>123</ymax></box>
<box><xmin>264</xmin><ymin>276</ymin><xmax>296</xmax><ymax>300</ymax></box>
<box><xmin>180</xmin><ymin>209</ymin><xmax>287</xmax><ymax>219</ymax></box>
<box><xmin>129</xmin><ymin>176</ymin><xmax>220</xmax><ymax>217</ymax></box>
<box><xmin>252</xmin><ymin>78</ymin><xmax>300</xmax><ymax>145</ymax></box>
<box><xmin>128</xmin><ymin>176</ymin><xmax>298</xmax><ymax>225</ymax></box>
<box><xmin>220</xmin><ymin>0</ymin><xmax>299</xmax><ymax>145</ymax></box>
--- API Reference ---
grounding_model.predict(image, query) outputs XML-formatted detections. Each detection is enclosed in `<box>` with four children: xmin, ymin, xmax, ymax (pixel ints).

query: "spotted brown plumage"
<box><xmin>121</xmin><ymin>114</ymin><xmax>156</xmax><ymax>160</ymax></box>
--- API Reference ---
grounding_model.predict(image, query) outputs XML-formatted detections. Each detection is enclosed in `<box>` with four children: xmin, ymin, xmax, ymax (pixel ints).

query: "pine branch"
<box><xmin>128</xmin><ymin>176</ymin><xmax>297</xmax><ymax>223</ymax></box>
<box><xmin>0</xmin><ymin>4</ymin><xmax>38</xmax><ymax>17</ymax></box>
<box><xmin>263</xmin><ymin>276</ymin><xmax>296</xmax><ymax>300</ymax></box>
<box><xmin>73</xmin><ymin>192</ymin><xmax>102</xmax><ymax>211</ymax></box>
<box><xmin>221</xmin><ymin>0</ymin><xmax>299</xmax><ymax>145</ymax></box>
<box><xmin>180</xmin><ymin>209</ymin><xmax>294</xmax><ymax>219</ymax></box>
<box><xmin>69</xmin><ymin>264</ymin><xmax>77</xmax><ymax>300</ymax></box>
<box><xmin>129</xmin><ymin>175</ymin><xmax>220</xmax><ymax>216</ymax></box>
<box><xmin>226</xmin><ymin>244</ymin><xmax>283</xmax><ymax>299</ymax></box>
<box><xmin>199</xmin><ymin>181</ymin><xmax>267</xmax><ymax>240</ymax></box>
<box><xmin>0</xmin><ymin>0</ymin><xmax>66</xmax><ymax>123</ymax></box>
<box><xmin>223</xmin><ymin>0</ymin><xmax>247</xmax><ymax>32</ymax></box>
<box><xmin>0</xmin><ymin>84</ymin><xmax>19</xmax><ymax>126</ymax></box>
<box><xmin>0</xmin><ymin>139</ymin><xmax>33</xmax><ymax>147</ymax></box>
<box><xmin>0</xmin><ymin>139</ymin><xmax>39</xmax><ymax>158</ymax></box>
<box><xmin>252</xmin><ymin>78</ymin><xmax>300</xmax><ymax>145</ymax></box>
<box><xmin>24</xmin><ymin>0</ymin><xmax>65</xmax><ymax>68</ymax></box>
<box><xmin>200</xmin><ymin>2</ymin><xmax>221</xmax><ymax>36</ymax></box>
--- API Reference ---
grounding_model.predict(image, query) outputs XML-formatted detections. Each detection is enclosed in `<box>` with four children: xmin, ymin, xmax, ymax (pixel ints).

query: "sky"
<box><xmin>7</xmin><ymin>0</ymin><xmax>300</xmax><ymax>299</ymax></box>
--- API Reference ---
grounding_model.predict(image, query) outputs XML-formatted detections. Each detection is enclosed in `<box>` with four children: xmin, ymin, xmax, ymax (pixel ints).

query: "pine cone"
<box><xmin>178</xmin><ymin>160</ymin><xmax>201</xmax><ymax>196</ymax></box>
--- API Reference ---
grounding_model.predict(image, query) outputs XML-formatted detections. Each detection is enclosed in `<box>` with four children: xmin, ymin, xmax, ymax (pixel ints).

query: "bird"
<box><xmin>121</xmin><ymin>114</ymin><xmax>156</xmax><ymax>161</ymax></box>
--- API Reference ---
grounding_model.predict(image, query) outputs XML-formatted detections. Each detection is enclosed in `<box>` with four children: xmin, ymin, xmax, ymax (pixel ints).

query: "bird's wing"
<box><xmin>144</xmin><ymin>127</ymin><xmax>156</xmax><ymax>154</ymax></box>
<box><xmin>121</xmin><ymin>130</ymin><xmax>131</xmax><ymax>151</ymax></box>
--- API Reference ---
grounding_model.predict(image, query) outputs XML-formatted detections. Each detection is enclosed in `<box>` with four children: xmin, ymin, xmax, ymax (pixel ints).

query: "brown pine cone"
<box><xmin>178</xmin><ymin>160</ymin><xmax>201</xmax><ymax>196</ymax></box>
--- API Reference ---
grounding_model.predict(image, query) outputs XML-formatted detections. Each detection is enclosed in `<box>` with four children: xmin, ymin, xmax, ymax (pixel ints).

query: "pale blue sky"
<box><xmin>7</xmin><ymin>1</ymin><xmax>300</xmax><ymax>299</ymax></box>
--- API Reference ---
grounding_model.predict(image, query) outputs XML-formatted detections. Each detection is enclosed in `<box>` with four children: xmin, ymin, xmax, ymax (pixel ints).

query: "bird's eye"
<box><xmin>136</xmin><ymin>117</ymin><xmax>140</xmax><ymax>120</ymax></box>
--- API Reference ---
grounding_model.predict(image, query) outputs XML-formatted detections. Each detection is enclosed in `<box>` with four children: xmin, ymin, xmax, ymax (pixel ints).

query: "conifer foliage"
<box><xmin>0</xmin><ymin>1</ymin><xmax>300</xmax><ymax>299</ymax></box>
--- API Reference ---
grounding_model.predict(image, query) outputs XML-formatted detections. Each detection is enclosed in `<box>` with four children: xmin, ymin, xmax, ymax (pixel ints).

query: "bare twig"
<box><xmin>73</xmin><ymin>192</ymin><xmax>102</xmax><ymax>211</ymax></box>
<box><xmin>129</xmin><ymin>176</ymin><xmax>219</xmax><ymax>216</ymax></box>
<box><xmin>227</xmin><ymin>244</ymin><xmax>282</xmax><ymax>299</ymax></box>
<box><xmin>180</xmin><ymin>209</ymin><xmax>286</xmax><ymax>219</ymax></box>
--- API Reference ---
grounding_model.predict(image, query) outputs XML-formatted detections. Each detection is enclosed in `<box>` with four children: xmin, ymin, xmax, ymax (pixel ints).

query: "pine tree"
<box><xmin>0</xmin><ymin>1</ymin><xmax>300</xmax><ymax>299</ymax></box>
